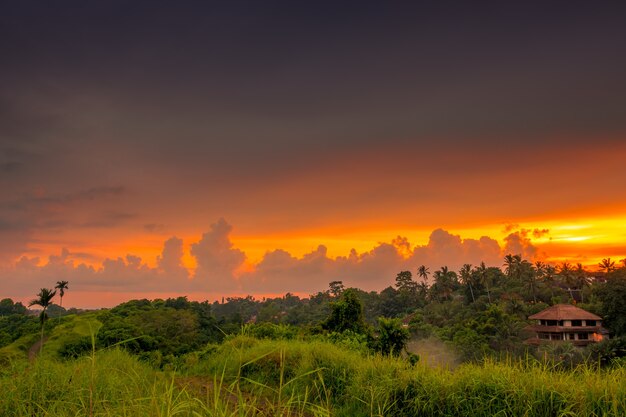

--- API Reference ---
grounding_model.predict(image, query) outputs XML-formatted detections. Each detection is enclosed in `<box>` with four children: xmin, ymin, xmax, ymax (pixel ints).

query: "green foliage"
<box><xmin>371</xmin><ymin>317</ymin><xmax>409</xmax><ymax>356</ymax></box>
<box><xmin>594</xmin><ymin>270</ymin><xmax>626</xmax><ymax>336</ymax></box>
<box><xmin>0</xmin><ymin>298</ymin><xmax>27</xmax><ymax>316</ymax></box>
<box><xmin>322</xmin><ymin>289</ymin><xmax>368</xmax><ymax>334</ymax></box>
<box><xmin>246</xmin><ymin>323</ymin><xmax>299</xmax><ymax>340</ymax></box>
<box><xmin>185</xmin><ymin>335</ymin><xmax>625</xmax><ymax>417</ymax></box>
<box><xmin>586</xmin><ymin>336</ymin><xmax>626</xmax><ymax>366</ymax></box>
<box><xmin>0</xmin><ymin>314</ymin><xmax>38</xmax><ymax>349</ymax></box>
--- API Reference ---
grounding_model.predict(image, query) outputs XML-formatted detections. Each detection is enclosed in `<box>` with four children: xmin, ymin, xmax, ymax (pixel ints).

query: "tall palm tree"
<box><xmin>432</xmin><ymin>266</ymin><xmax>458</xmax><ymax>302</ymax></box>
<box><xmin>417</xmin><ymin>265</ymin><xmax>430</xmax><ymax>283</ymax></box>
<box><xmin>573</xmin><ymin>263</ymin><xmax>590</xmax><ymax>302</ymax></box>
<box><xmin>503</xmin><ymin>254</ymin><xmax>518</xmax><ymax>278</ymax></box>
<box><xmin>543</xmin><ymin>265</ymin><xmax>558</xmax><ymax>300</ymax></box>
<box><xmin>476</xmin><ymin>262</ymin><xmax>491</xmax><ymax>303</ymax></box>
<box><xmin>534</xmin><ymin>261</ymin><xmax>546</xmax><ymax>278</ymax></box>
<box><xmin>520</xmin><ymin>263</ymin><xmax>539</xmax><ymax>303</ymax></box>
<box><xmin>458</xmin><ymin>264</ymin><xmax>475</xmax><ymax>303</ymax></box>
<box><xmin>598</xmin><ymin>258</ymin><xmax>616</xmax><ymax>273</ymax></box>
<box><xmin>55</xmin><ymin>280</ymin><xmax>69</xmax><ymax>307</ymax></box>
<box><xmin>558</xmin><ymin>262</ymin><xmax>576</xmax><ymax>301</ymax></box>
<box><xmin>29</xmin><ymin>288</ymin><xmax>57</xmax><ymax>352</ymax></box>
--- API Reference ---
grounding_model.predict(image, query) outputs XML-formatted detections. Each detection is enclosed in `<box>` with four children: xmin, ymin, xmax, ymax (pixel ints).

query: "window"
<box><xmin>586</xmin><ymin>320</ymin><xmax>596</xmax><ymax>326</ymax></box>
<box><xmin>539</xmin><ymin>333</ymin><xmax>549</xmax><ymax>340</ymax></box>
<box><xmin>547</xmin><ymin>320</ymin><xmax>558</xmax><ymax>326</ymax></box>
<box><xmin>578</xmin><ymin>333</ymin><xmax>589</xmax><ymax>340</ymax></box>
<box><xmin>571</xmin><ymin>320</ymin><xmax>582</xmax><ymax>326</ymax></box>
<box><xmin>568</xmin><ymin>334</ymin><xmax>575</xmax><ymax>340</ymax></box>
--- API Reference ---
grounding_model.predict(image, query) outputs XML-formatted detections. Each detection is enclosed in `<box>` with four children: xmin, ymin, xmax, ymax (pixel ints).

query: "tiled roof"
<box><xmin>529</xmin><ymin>304</ymin><xmax>602</xmax><ymax>321</ymax></box>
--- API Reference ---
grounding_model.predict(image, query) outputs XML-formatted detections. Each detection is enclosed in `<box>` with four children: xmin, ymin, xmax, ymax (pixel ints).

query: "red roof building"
<box><xmin>525</xmin><ymin>304</ymin><xmax>608</xmax><ymax>347</ymax></box>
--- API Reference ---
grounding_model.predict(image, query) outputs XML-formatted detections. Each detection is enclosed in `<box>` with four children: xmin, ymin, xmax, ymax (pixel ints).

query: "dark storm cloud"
<box><xmin>79</xmin><ymin>210</ymin><xmax>137</xmax><ymax>229</ymax></box>
<box><xmin>0</xmin><ymin>185</ymin><xmax>129</xmax><ymax>263</ymax></box>
<box><xmin>2</xmin><ymin>1</ymin><xmax>625</xmax><ymax>172</ymax></box>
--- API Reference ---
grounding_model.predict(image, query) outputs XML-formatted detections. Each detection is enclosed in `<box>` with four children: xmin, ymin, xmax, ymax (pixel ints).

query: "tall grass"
<box><xmin>1</xmin><ymin>335</ymin><xmax>624</xmax><ymax>416</ymax></box>
<box><xmin>187</xmin><ymin>335</ymin><xmax>625</xmax><ymax>417</ymax></box>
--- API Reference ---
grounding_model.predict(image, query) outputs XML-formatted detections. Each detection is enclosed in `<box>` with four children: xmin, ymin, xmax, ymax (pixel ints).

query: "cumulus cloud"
<box><xmin>0</xmin><ymin>220</ymin><xmax>550</xmax><ymax>307</ymax></box>
<box><xmin>239</xmin><ymin>230</ymin><xmax>504</xmax><ymax>293</ymax></box>
<box><xmin>408</xmin><ymin>229</ymin><xmax>502</xmax><ymax>276</ymax></box>
<box><xmin>157</xmin><ymin>236</ymin><xmax>188</xmax><ymax>280</ymax></box>
<box><xmin>502</xmin><ymin>228</ymin><xmax>546</xmax><ymax>260</ymax></box>
<box><xmin>190</xmin><ymin>218</ymin><xmax>246</xmax><ymax>291</ymax></box>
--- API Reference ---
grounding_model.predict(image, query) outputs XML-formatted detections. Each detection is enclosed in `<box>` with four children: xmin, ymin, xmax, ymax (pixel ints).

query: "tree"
<box><xmin>0</xmin><ymin>298</ymin><xmax>27</xmax><ymax>316</ymax></box>
<box><xmin>503</xmin><ymin>254</ymin><xmax>519</xmax><ymax>278</ymax></box>
<box><xmin>328</xmin><ymin>281</ymin><xmax>345</xmax><ymax>298</ymax></box>
<box><xmin>322</xmin><ymin>289</ymin><xmax>368</xmax><ymax>334</ymax></box>
<box><xmin>594</xmin><ymin>271</ymin><xmax>626</xmax><ymax>337</ymax></box>
<box><xmin>29</xmin><ymin>288</ymin><xmax>57</xmax><ymax>352</ymax></box>
<box><xmin>558</xmin><ymin>262</ymin><xmax>577</xmax><ymax>301</ymax></box>
<box><xmin>458</xmin><ymin>264</ymin><xmax>475</xmax><ymax>303</ymax></box>
<box><xmin>373</xmin><ymin>317</ymin><xmax>409</xmax><ymax>356</ymax></box>
<box><xmin>395</xmin><ymin>271</ymin><xmax>417</xmax><ymax>293</ymax></box>
<box><xmin>55</xmin><ymin>280</ymin><xmax>69</xmax><ymax>307</ymax></box>
<box><xmin>417</xmin><ymin>265</ymin><xmax>430</xmax><ymax>283</ymax></box>
<box><xmin>518</xmin><ymin>260</ymin><xmax>538</xmax><ymax>303</ymax></box>
<box><xmin>476</xmin><ymin>262</ymin><xmax>492</xmax><ymax>303</ymax></box>
<box><xmin>542</xmin><ymin>265</ymin><xmax>558</xmax><ymax>299</ymax></box>
<box><xmin>430</xmin><ymin>266</ymin><xmax>458</xmax><ymax>302</ymax></box>
<box><xmin>573</xmin><ymin>263</ymin><xmax>590</xmax><ymax>302</ymax></box>
<box><xmin>598</xmin><ymin>258</ymin><xmax>616</xmax><ymax>273</ymax></box>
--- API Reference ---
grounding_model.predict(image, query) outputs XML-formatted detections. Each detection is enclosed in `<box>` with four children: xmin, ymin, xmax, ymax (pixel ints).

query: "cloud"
<box><xmin>502</xmin><ymin>228</ymin><xmax>547</xmax><ymax>260</ymax></box>
<box><xmin>79</xmin><ymin>210</ymin><xmax>137</xmax><ymax>228</ymax></box>
<box><xmin>0</xmin><ymin>221</ymin><xmax>549</xmax><ymax>307</ymax></box>
<box><xmin>190</xmin><ymin>218</ymin><xmax>246</xmax><ymax>291</ymax></box>
<box><xmin>144</xmin><ymin>223</ymin><xmax>166</xmax><ymax>233</ymax></box>
<box><xmin>157</xmin><ymin>236</ymin><xmax>188</xmax><ymax>280</ymax></box>
<box><xmin>408</xmin><ymin>229</ymin><xmax>502</xmax><ymax>275</ymax></box>
<box><xmin>0</xmin><ymin>185</ymin><xmax>129</xmax><ymax>266</ymax></box>
<box><xmin>239</xmin><ymin>230</ymin><xmax>505</xmax><ymax>293</ymax></box>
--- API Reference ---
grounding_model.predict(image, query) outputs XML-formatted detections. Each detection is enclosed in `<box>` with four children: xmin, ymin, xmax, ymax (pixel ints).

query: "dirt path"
<box><xmin>28</xmin><ymin>336</ymin><xmax>49</xmax><ymax>361</ymax></box>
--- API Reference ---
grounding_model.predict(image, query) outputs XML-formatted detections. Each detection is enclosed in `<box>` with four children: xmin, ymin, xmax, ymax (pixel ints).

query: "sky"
<box><xmin>2</xmin><ymin>1</ymin><xmax>626</xmax><ymax>308</ymax></box>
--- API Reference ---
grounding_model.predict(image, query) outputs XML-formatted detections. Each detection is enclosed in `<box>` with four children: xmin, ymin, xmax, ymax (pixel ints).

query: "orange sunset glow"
<box><xmin>2</xmin><ymin>2</ymin><xmax>626</xmax><ymax>309</ymax></box>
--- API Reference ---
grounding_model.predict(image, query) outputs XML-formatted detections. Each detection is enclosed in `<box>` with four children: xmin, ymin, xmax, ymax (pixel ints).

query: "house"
<box><xmin>525</xmin><ymin>304</ymin><xmax>609</xmax><ymax>347</ymax></box>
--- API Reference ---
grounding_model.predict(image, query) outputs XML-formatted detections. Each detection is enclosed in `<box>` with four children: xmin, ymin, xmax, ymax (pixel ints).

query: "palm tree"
<box><xmin>29</xmin><ymin>288</ymin><xmax>57</xmax><ymax>352</ymax></box>
<box><xmin>598</xmin><ymin>258</ymin><xmax>616</xmax><ymax>273</ymax></box>
<box><xmin>417</xmin><ymin>265</ymin><xmax>430</xmax><ymax>283</ymax></box>
<box><xmin>521</xmin><ymin>264</ymin><xmax>539</xmax><ymax>303</ymax></box>
<box><xmin>573</xmin><ymin>263</ymin><xmax>590</xmax><ymax>302</ymax></box>
<box><xmin>503</xmin><ymin>254</ymin><xmax>518</xmax><ymax>278</ymax></box>
<box><xmin>431</xmin><ymin>266</ymin><xmax>458</xmax><ymax>302</ymax></box>
<box><xmin>476</xmin><ymin>262</ymin><xmax>492</xmax><ymax>303</ymax></box>
<box><xmin>458</xmin><ymin>264</ymin><xmax>475</xmax><ymax>303</ymax></box>
<box><xmin>558</xmin><ymin>262</ymin><xmax>577</xmax><ymax>301</ymax></box>
<box><xmin>534</xmin><ymin>261</ymin><xmax>546</xmax><ymax>278</ymax></box>
<box><xmin>543</xmin><ymin>265</ymin><xmax>558</xmax><ymax>300</ymax></box>
<box><xmin>55</xmin><ymin>280</ymin><xmax>69</xmax><ymax>307</ymax></box>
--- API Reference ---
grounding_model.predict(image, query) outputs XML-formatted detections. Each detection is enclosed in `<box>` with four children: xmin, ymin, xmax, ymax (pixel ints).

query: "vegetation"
<box><xmin>0</xmin><ymin>336</ymin><xmax>624</xmax><ymax>417</ymax></box>
<box><xmin>2</xmin><ymin>255</ymin><xmax>626</xmax><ymax>415</ymax></box>
<box><xmin>54</xmin><ymin>281</ymin><xmax>69</xmax><ymax>307</ymax></box>
<box><xmin>28</xmin><ymin>288</ymin><xmax>57</xmax><ymax>353</ymax></box>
